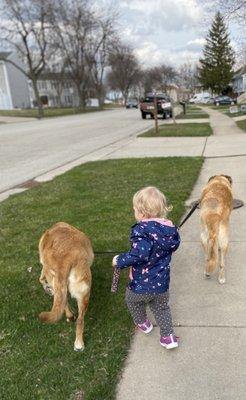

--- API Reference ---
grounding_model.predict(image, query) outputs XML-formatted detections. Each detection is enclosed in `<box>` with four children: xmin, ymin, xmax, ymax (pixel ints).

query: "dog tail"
<box><xmin>206</xmin><ymin>214</ymin><xmax>220</xmax><ymax>273</ymax></box>
<box><xmin>39</xmin><ymin>276</ymin><xmax>67</xmax><ymax>323</ymax></box>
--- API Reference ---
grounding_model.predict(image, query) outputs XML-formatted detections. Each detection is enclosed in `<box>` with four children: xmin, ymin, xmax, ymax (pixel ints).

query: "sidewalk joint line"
<box><xmin>201</xmin><ymin>136</ymin><xmax>208</xmax><ymax>157</ymax></box>
<box><xmin>205</xmin><ymin>154</ymin><xmax>246</xmax><ymax>159</ymax></box>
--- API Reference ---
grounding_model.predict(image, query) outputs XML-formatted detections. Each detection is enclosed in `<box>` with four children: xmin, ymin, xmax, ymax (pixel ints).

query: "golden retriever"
<box><xmin>38</xmin><ymin>222</ymin><xmax>94</xmax><ymax>351</ymax></box>
<box><xmin>200</xmin><ymin>175</ymin><xmax>233</xmax><ymax>284</ymax></box>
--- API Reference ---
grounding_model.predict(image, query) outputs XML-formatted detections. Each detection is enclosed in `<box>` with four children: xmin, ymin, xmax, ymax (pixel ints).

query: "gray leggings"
<box><xmin>125</xmin><ymin>288</ymin><xmax>174</xmax><ymax>336</ymax></box>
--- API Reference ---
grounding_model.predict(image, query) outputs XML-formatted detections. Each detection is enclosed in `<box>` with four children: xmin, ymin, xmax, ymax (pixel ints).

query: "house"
<box><xmin>0</xmin><ymin>51</ymin><xmax>30</xmax><ymax>109</ymax></box>
<box><xmin>232</xmin><ymin>66</ymin><xmax>246</xmax><ymax>95</ymax></box>
<box><xmin>28</xmin><ymin>71</ymin><xmax>98</xmax><ymax>108</ymax></box>
<box><xmin>28</xmin><ymin>71</ymin><xmax>77</xmax><ymax>108</ymax></box>
<box><xmin>166</xmin><ymin>84</ymin><xmax>191</xmax><ymax>102</ymax></box>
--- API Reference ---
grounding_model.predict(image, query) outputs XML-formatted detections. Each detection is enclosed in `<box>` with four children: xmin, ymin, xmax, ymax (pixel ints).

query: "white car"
<box><xmin>189</xmin><ymin>93</ymin><xmax>211</xmax><ymax>104</ymax></box>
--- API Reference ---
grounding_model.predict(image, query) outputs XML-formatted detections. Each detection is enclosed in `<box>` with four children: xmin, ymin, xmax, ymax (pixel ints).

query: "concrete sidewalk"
<box><xmin>101</xmin><ymin>108</ymin><xmax>246</xmax><ymax>159</ymax></box>
<box><xmin>116</xmin><ymin>108</ymin><xmax>246</xmax><ymax>399</ymax></box>
<box><xmin>0</xmin><ymin>115</ymin><xmax>36</xmax><ymax>123</ymax></box>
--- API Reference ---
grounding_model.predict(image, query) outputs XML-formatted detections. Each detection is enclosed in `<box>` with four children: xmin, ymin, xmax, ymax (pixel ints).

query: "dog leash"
<box><xmin>178</xmin><ymin>200</ymin><xmax>200</xmax><ymax>229</ymax></box>
<box><xmin>111</xmin><ymin>199</ymin><xmax>200</xmax><ymax>293</ymax></box>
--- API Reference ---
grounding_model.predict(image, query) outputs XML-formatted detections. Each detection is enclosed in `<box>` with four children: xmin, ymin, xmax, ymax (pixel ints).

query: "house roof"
<box><xmin>233</xmin><ymin>65</ymin><xmax>246</xmax><ymax>79</ymax></box>
<box><xmin>0</xmin><ymin>51</ymin><xmax>11</xmax><ymax>60</ymax></box>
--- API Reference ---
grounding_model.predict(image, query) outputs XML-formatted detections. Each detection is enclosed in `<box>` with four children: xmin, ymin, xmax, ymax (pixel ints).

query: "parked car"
<box><xmin>203</xmin><ymin>96</ymin><xmax>214</xmax><ymax>104</ymax></box>
<box><xmin>126</xmin><ymin>99</ymin><xmax>138</xmax><ymax>109</ymax></box>
<box><xmin>213</xmin><ymin>96</ymin><xmax>236</xmax><ymax>105</ymax></box>
<box><xmin>189</xmin><ymin>92</ymin><xmax>211</xmax><ymax>104</ymax></box>
<box><xmin>140</xmin><ymin>93</ymin><xmax>172</xmax><ymax>119</ymax></box>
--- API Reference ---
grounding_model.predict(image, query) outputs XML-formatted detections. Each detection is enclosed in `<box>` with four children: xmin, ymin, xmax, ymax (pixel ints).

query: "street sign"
<box><xmin>229</xmin><ymin>106</ymin><xmax>238</xmax><ymax>113</ymax></box>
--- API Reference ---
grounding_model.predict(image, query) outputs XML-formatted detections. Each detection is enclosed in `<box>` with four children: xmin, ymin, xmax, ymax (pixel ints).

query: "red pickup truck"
<box><xmin>140</xmin><ymin>93</ymin><xmax>172</xmax><ymax>119</ymax></box>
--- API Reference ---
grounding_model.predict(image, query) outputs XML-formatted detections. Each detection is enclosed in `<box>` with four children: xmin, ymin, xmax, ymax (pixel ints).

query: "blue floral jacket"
<box><xmin>116</xmin><ymin>219</ymin><xmax>180</xmax><ymax>294</ymax></box>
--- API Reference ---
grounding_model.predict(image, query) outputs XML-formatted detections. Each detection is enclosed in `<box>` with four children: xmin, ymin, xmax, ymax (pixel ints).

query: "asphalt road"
<box><xmin>0</xmin><ymin>108</ymin><xmax>152</xmax><ymax>193</ymax></box>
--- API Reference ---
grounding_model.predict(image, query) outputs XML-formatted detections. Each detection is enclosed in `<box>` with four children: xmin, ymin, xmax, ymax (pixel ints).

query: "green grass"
<box><xmin>0</xmin><ymin>157</ymin><xmax>203</xmax><ymax>400</ymax></box>
<box><xmin>208</xmin><ymin>104</ymin><xmax>231</xmax><ymax>111</ymax></box>
<box><xmin>205</xmin><ymin>104</ymin><xmax>246</xmax><ymax>118</ymax></box>
<box><xmin>139</xmin><ymin>123</ymin><xmax>212</xmax><ymax>137</ymax></box>
<box><xmin>0</xmin><ymin>107</ymin><xmax>109</xmax><ymax>119</ymax></box>
<box><xmin>176</xmin><ymin>111</ymin><xmax>209</xmax><ymax>119</ymax></box>
<box><xmin>226</xmin><ymin>111</ymin><xmax>246</xmax><ymax>118</ymax></box>
<box><xmin>237</xmin><ymin>120</ymin><xmax>246</xmax><ymax>131</ymax></box>
<box><xmin>186</xmin><ymin>105</ymin><xmax>202</xmax><ymax>111</ymax></box>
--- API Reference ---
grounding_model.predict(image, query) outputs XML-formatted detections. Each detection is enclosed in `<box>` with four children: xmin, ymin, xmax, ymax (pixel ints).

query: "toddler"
<box><xmin>112</xmin><ymin>186</ymin><xmax>180</xmax><ymax>349</ymax></box>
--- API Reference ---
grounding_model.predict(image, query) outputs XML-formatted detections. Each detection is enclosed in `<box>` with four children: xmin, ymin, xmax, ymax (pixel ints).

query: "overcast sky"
<box><xmin>113</xmin><ymin>0</ymin><xmax>238</xmax><ymax>68</ymax></box>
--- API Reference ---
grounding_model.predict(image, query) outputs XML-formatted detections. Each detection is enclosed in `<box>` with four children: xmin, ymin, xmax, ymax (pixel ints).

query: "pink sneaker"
<box><xmin>137</xmin><ymin>319</ymin><xmax>153</xmax><ymax>334</ymax></box>
<box><xmin>160</xmin><ymin>334</ymin><xmax>179</xmax><ymax>349</ymax></box>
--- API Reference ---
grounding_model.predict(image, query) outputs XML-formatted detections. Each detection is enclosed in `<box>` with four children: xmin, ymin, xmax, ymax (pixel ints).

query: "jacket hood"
<box><xmin>131</xmin><ymin>219</ymin><xmax>178</xmax><ymax>249</ymax></box>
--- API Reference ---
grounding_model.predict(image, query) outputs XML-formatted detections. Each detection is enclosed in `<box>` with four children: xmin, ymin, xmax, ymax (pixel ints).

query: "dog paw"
<box><xmin>204</xmin><ymin>272</ymin><xmax>211</xmax><ymax>279</ymax></box>
<box><xmin>74</xmin><ymin>341</ymin><xmax>85</xmax><ymax>352</ymax></box>
<box><xmin>66</xmin><ymin>314</ymin><xmax>76</xmax><ymax>322</ymax></box>
<box><xmin>218</xmin><ymin>277</ymin><xmax>226</xmax><ymax>284</ymax></box>
<box><xmin>44</xmin><ymin>286</ymin><xmax>54</xmax><ymax>296</ymax></box>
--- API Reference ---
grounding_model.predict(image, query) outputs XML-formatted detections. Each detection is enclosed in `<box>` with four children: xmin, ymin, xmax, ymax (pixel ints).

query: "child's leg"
<box><xmin>149</xmin><ymin>291</ymin><xmax>174</xmax><ymax>336</ymax></box>
<box><xmin>125</xmin><ymin>288</ymin><xmax>148</xmax><ymax>324</ymax></box>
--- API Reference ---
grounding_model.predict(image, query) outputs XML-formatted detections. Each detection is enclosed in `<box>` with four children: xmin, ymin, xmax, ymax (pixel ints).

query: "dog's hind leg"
<box><xmin>74</xmin><ymin>288</ymin><xmax>90</xmax><ymax>351</ymax></box>
<box><xmin>39</xmin><ymin>273</ymin><xmax>67</xmax><ymax>322</ymax></box>
<box><xmin>201</xmin><ymin>226</ymin><xmax>210</xmax><ymax>278</ymax></box>
<box><xmin>39</xmin><ymin>266</ymin><xmax>54</xmax><ymax>296</ymax></box>
<box><xmin>65</xmin><ymin>302</ymin><xmax>75</xmax><ymax>322</ymax></box>
<box><xmin>218</xmin><ymin>223</ymin><xmax>229</xmax><ymax>284</ymax></box>
<box><xmin>68</xmin><ymin>265</ymin><xmax>91</xmax><ymax>351</ymax></box>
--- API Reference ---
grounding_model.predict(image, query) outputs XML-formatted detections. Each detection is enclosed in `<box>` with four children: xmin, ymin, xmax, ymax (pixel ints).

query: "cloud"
<box><xmin>176</xmin><ymin>38</ymin><xmax>206</xmax><ymax>53</ymax></box>
<box><xmin>115</xmin><ymin>0</ymin><xmax>206</xmax><ymax>66</ymax></box>
<box><xmin>120</xmin><ymin>0</ymin><xmax>203</xmax><ymax>34</ymax></box>
<box><xmin>134</xmin><ymin>42</ymin><xmax>202</xmax><ymax>67</ymax></box>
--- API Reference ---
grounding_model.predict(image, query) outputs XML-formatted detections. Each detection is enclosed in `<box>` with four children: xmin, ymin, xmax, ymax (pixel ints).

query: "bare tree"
<box><xmin>0</xmin><ymin>0</ymin><xmax>53</xmax><ymax>117</ymax></box>
<box><xmin>86</xmin><ymin>15</ymin><xmax>117</xmax><ymax>108</ymax></box>
<box><xmin>178</xmin><ymin>63</ymin><xmax>199</xmax><ymax>92</ymax></box>
<box><xmin>215</xmin><ymin>0</ymin><xmax>246</xmax><ymax>25</ymax></box>
<box><xmin>142</xmin><ymin>64</ymin><xmax>177</xmax><ymax>94</ymax></box>
<box><xmin>44</xmin><ymin>66</ymin><xmax>67</xmax><ymax>108</ymax></box>
<box><xmin>51</xmin><ymin>0</ymin><xmax>100</xmax><ymax>109</ymax></box>
<box><xmin>107</xmin><ymin>43</ymin><xmax>141</xmax><ymax>104</ymax></box>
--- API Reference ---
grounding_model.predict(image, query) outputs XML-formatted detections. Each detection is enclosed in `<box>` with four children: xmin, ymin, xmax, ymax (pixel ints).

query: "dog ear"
<box><xmin>208</xmin><ymin>175</ymin><xmax>216</xmax><ymax>182</ymax></box>
<box><xmin>222</xmin><ymin>175</ymin><xmax>233</xmax><ymax>185</ymax></box>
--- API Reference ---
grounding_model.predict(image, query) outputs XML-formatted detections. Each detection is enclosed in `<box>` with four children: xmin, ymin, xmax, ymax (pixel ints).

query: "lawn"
<box><xmin>0</xmin><ymin>158</ymin><xmax>203</xmax><ymax>400</ymax></box>
<box><xmin>186</xmin><ymin>105</ymin><xmax>202</xmax><ymax>111</ymax></box>
<box><xmin>0</xmin><ymin>107</ymin><xmax>112</xmax><ymax>119</ymax></box>
<box><xmin>226</xmin><ymin>111</ymin><xmax>246</xmax><ymax>118</ymax></box>
<box><xmin>176</xmin><ymin>111</ymin><xmax>209</xmax><ymax>119</ymax></box>
<box><xmin>237</xmin><ymin>120</ymin><xmax>246</xmax><ymax>132</ymax></box>
<box><xmin>176</xmin><ymin>104</ymin><xmax>209</xmax><ymax>119</ymax></box>
<box><xmin>208</xmin><ymin>104</ymin><xmax>229</xmax><ymax>110</ymax></box>
<box><xmin>139</xmin><ymin>123</ymin><xmax>212</xmax><ymax>137</ymax></box>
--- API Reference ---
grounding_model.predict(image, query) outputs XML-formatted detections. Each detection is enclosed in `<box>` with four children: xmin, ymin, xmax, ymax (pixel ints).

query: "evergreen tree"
<box><xmin>198</xmin><ymin>12</ymin><xmax>235</xmax><ymax>94</ymax></box>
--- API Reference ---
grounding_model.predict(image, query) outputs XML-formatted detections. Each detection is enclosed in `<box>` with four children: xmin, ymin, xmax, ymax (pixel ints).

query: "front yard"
<box><xmin>0</xmin><ymin>157</ymin><xmax>203</xmax><ymax>400</ymax></box>
<box><xmin>0</xmin><ymin>105</ymin><xmax>121</xmax><ymax>119</ymax></box>
<box><xmin>237</xmin><ymin>120</ymin><xmax>246</xmax><ymax>132</ymax></box>
<box><xmin>176</xmin><ymin>105</ymin><xmax>209</xmax><ymax>120</ymax></box>
<box><xmin>139</xmin><ymin>123</ymin><xmax>212</xmax><ymax>137</ymax></box>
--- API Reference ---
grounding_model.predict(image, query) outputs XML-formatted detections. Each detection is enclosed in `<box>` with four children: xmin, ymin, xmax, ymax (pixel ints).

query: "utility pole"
<box><xmin>171</xmin><ymin>99</ymin><xmax>176</xmax><ymax>124</ymax></box>
<box><xmin>153</xmin><ymin>93</ymin><xmax>159</xmax><ymax>134</ymax></box>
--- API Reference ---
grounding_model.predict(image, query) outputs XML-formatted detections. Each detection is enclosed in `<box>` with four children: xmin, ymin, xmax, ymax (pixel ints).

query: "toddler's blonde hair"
<box><xmin>133</xmin><ymin>186</ymin><xmax>172</xmax><ymax>219</ymax></box>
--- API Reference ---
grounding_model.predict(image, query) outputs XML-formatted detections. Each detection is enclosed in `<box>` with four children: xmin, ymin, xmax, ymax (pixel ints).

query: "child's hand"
<box><xmin>112</xmin><ymin>255</ymin><xmax>119</xmax><ymax>267</ymax></box>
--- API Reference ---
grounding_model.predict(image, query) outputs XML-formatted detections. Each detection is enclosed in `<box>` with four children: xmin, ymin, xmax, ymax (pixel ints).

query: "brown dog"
<box><xmin>38</xmin><ymin>222</ymin><xmax>94</xmax><ymax>351</ymax></box>
<box><xmin>200</xmin><ymin>175</ymin><xmax>233</xmax><ymax>284</ymax></box>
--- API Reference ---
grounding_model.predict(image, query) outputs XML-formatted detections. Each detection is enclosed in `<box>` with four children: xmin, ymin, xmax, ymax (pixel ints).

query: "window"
<box><xmin>65</xmin><ymin>95</ymin><xmax>72</xmax><ymax>105</ymax></box>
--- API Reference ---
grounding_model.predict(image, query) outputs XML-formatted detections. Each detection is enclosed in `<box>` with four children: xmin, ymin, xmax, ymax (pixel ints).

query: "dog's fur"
<box><xmin>200</xmin><ymin>175</ymin><xmax>233</xmax><ymax>284</ymax></box>
<box><xmin>39</xmin><ymin>222</ymin><xmax>94</xmax><ymax>351</ymax></box>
